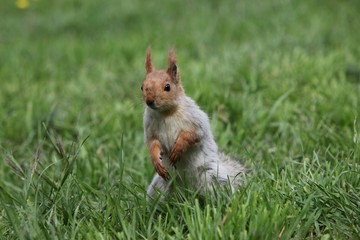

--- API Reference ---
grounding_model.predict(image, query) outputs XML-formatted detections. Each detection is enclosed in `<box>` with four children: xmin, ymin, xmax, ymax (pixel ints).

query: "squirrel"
<box><xmin>142</xmin><ymin>49</ymin><xmax>246</xmax><ymax>201</ymax></box>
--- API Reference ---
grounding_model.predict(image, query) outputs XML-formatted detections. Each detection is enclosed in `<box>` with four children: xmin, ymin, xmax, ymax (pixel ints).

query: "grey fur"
<box><xmin>144</xmin><ymin>92</ymin><xmax>247</xmax><ymax>201</ymax></box>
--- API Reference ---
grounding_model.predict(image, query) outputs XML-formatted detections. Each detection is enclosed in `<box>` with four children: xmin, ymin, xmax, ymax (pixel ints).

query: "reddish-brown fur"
<box><xmin>148</xmin><ymin>137</ymin><xmax>168</xmax><ymax>180</ymax></box>
<box><xmin>169</xmin><ymin>129</ymin><xmax>200</xmax><ymax>166</ymax></box>
<box><xmin>145</xmin><ymin>48</ymin><xmax>154</xmax><ymax>73</ymax></box>
<box><xmin>142</xmin><ymin>50</ymin><xmax>183</xmax><ymax>115</ymax></box>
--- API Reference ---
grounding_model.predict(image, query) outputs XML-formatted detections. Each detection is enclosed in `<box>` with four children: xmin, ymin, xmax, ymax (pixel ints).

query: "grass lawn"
<box><xmin>1</xmin><ymin>0</ymin><xmax>359</xmax><ymax>239</ymax></box>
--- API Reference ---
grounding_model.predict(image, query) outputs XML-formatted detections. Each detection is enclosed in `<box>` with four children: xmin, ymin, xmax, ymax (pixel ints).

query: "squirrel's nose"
<box><xmin>146</xmin><ymin>99</ymin><xmax>155</xmax><ymax>107</ymax></box>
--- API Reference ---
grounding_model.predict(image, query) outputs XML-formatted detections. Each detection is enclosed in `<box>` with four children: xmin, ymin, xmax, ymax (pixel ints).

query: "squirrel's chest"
<box><xmin>146</xmin><ymin>114</ymin><xmax>192</xmax><ymax>153</ymax></box>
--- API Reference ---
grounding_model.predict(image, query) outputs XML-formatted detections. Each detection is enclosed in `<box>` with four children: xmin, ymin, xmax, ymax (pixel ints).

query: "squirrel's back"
<box><xmin>144</xmin><ymin>94</ymin><xmax>245</xmax><ymax>192</ymax></box>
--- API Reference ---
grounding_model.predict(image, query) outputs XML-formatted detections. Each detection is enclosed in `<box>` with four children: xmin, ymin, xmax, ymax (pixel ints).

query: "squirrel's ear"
<box><xmin>167</xmin><ymin>49</ymin><xmax>178</xmax><ymax>83</ymax></box>
<box><xmin>145</xmin><ymin>48</ymin><xmax>154</xmax><ymax>74</ymax></box>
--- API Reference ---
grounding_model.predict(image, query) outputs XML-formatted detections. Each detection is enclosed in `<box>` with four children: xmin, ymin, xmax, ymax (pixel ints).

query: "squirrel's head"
<box><xmin>141</xmin><ymin>48</ymin><xmax>183</xmax><ymax>114</ymax></box>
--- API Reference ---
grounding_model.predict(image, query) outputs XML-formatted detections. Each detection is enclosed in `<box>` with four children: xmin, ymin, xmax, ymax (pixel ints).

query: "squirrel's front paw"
<box><xmin>154</xmin><ymin>162</ymin><xmax>169</xmax><ymax>180</ymax></box>
<box><xmin>169</xmin><ymin>146</ymin><xmax>182</xmax><ymax>167</ymax></box>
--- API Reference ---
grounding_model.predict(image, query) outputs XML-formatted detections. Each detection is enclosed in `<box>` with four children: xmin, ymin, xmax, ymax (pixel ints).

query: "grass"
<box><xmin>0</xmin><ymin>0</ymin><xmax>359</xmax><ymax>239</ymax></box>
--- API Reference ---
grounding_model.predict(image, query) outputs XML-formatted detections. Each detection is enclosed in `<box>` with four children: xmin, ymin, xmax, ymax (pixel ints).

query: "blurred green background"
<box><xmin>0</xmin><ymin>0</ymin><xmax>359</xmax><ymax>238</ymax></box>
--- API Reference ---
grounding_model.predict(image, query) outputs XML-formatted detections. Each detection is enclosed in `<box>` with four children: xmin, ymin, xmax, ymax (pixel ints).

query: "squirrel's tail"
<box><xmin>219</xmin><ymin>152</ymin><xmax>248</xmax><ymax>189</ymax></box>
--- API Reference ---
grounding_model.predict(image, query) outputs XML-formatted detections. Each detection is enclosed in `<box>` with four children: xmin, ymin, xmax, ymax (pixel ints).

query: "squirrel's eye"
<box><xmin>164</xmin><ymin>83</ymin><xmax>171</xmax><ymax>92</ymax></box>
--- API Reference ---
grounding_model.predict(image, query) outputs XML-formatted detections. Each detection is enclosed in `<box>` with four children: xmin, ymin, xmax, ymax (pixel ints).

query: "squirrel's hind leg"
<box><xmin>146</xmin><ymin>174</ymin><xmax>172</xmax><ymax>203</ymax></box>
